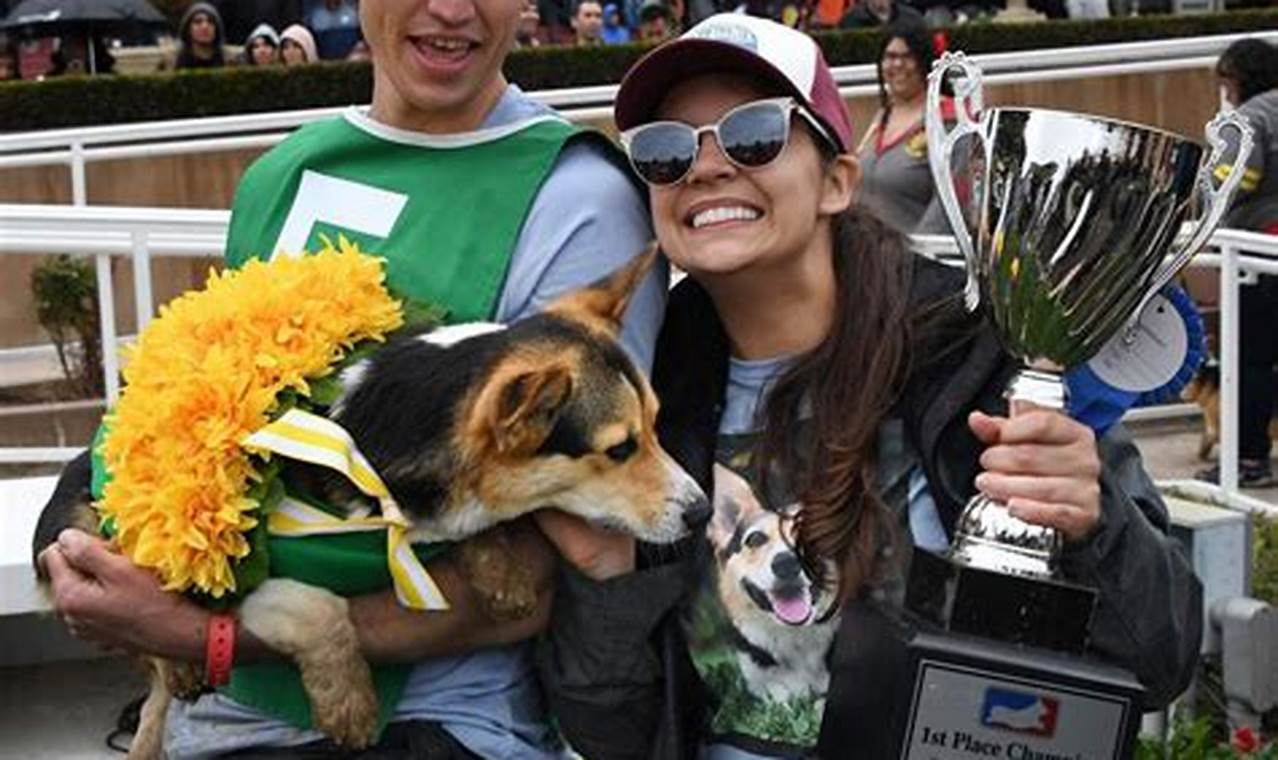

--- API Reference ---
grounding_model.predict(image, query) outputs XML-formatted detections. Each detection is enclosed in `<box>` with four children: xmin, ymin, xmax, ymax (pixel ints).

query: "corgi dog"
<box><xmin>706</xmin><ymin>463</ymin><xmax>837</xmax><ymax>703</ymax></box>
<box><xmin>1181</xmin><ymin>361</ymin><xmax>1278</xmax><ymax>461</ymax></box>
<box><xmin>33</xmin><ymin>249</ymin><xmax>708</xmax><ymax>758</ymax></box>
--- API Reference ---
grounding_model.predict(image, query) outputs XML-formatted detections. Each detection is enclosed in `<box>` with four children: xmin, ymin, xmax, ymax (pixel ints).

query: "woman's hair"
<box><xmin>754</xmin><ymin>198</ymin><xmax>917</xmax><ymax>602</ymax></box>
<box><xmin>875</xmin><ymin>17</ymin><xmax>934</xmax><ymax>113</ymax></box>
<box><xmin>1216</xmin><ymin>38</ymin><xmax>1278</xmax><ymax>105</ymax></box>
<box><xmin>746</xmin><ymin>123</ymin><xmax>969</xmax><ymax>601</ymax></box>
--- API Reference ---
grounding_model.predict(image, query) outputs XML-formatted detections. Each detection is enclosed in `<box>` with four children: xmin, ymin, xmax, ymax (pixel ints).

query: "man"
<box><xmin>307</xmin><ymin>0</ymin><xmax>362</xmax><ymax>60</ymax></box>
<box><xmin>571</xmin><ymin>0</ymin><xmax>605</xmax><ymax>46</ymax></box>
<box><xmin>637</xmin><ymin>0</ymin><xmax>673</xmax><ymax>42</ymax></box>
<box><xmin>840</xmin><ymin>0</ymin><xmax>923</xmax><ymax>28</ymax></box>
<box><xmin>38</xmin><ymin>0</ymin><xmax>661</xmax><ymax>755</ymax></box>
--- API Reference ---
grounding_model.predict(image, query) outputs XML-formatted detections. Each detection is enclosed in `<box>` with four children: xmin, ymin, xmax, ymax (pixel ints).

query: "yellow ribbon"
<box><xmin>1214</xmin><ymin>163</ymin><xmax>1262</xmax><ymax>192</ymax></box>
<box><xmin>242</xmin><ymin>408</ymin><xmax>450</xmax><ymax>611</ymax></box>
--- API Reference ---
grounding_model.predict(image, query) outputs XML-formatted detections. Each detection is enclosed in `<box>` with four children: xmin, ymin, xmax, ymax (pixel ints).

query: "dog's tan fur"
<box><xmin>39</xmin><ymin>249</ymin><xmax>704</xmax><ymax>759</ymax></box>
<box><xmin>1182</xmin><ymin>370</ymin><xmax>1278</xmax><ymax>460</ymax></box>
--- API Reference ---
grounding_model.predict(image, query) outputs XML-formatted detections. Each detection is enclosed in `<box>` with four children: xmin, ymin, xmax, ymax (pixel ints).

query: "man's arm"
<box><xmin>40</xmin><ymin>518</ymin><xmax>555</xmax><ymax>664</ymax></box>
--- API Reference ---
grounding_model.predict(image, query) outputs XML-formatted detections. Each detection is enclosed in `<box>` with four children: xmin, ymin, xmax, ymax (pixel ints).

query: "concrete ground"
<box><xmin>0</xmin><ymin>414</ymin><xmax>1271</xmax><ymax>758</ymax></box>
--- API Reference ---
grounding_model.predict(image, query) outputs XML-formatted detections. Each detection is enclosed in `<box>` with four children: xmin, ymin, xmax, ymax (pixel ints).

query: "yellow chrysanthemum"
<box><xmin>98</xmin><ymin>237</ymin><xmax>403</xmax><ymax>598</ymax></box>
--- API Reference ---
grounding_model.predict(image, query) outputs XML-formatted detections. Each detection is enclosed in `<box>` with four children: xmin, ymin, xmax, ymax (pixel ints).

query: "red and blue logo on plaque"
<box><xmin>980</xmin><ymin>688</ymin><xmax>1060</xmax><ymax>738</ymax></box>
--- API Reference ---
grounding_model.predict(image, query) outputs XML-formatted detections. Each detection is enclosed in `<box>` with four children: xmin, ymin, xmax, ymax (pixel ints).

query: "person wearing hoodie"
<box><xmin>174</xmin><ymin>2</ymin><xmax>227</xmax><ymax>70</ymax></box>
<box><xmin>243</xmin><ymin>23</ymin><xmax>281</xmax><ymax>66</ymax></box>
<box><xmin>601</xmin><ymin>3</ymin><xmax>632</xmax><ymax>44</ymax></box>
<box><xmin>279</xmin><ymin>23</ymin><xmax>318</xmax><ymax>67</ymax></box>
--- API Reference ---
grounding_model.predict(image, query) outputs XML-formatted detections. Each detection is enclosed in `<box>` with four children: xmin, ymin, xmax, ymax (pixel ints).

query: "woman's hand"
<box><xmin>39</xmin><ymin>529</ymin><xmax>209</xmax><ymax>661</ymax></box>
<box><xmin>534</xmin><ymin>511</ymin><xmax>636</xmax><ymax>581</ymax></box>
<box><xmin>968</xmin><ymin>409</ymin><xmax>1102</xmax><ymax>544</ymax></box>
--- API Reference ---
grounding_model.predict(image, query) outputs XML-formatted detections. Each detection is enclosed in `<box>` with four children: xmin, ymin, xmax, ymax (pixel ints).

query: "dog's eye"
<box><xmin>604</xmin><ymin>436</ymin><xmax>637</xmax><ymax>463</ymax></box>
<box><xmin>744</xmin><ymin>531</ymin><xmax>768</xmax><ymax>549</ymax></box>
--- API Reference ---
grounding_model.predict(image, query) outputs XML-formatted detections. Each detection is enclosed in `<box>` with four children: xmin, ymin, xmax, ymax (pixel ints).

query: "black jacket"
<box><xmin>538</xmin><ymin>255</ymin><xmax>1203</xmax><ymax>760</ymax></box>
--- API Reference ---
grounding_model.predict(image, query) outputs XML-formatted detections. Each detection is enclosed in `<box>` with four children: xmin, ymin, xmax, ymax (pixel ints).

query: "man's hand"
<box><xmin>968</xmin><ymin>409</ymin><xmax>1102</xmax><ymax>544</ymax></box>
<box><xmin>39</xmin><ymin>529</ymin><xmax>210</xmax><ymax>661</ymax></box>
<box><xmin>534</xmin><ymin>511</ymin><xmax>635</xmax><ymax>581</ymax></box>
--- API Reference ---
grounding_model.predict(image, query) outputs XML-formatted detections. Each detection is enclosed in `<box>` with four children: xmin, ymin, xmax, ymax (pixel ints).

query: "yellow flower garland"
<box><xmin>98</xmin><ymin>237</ymin><xmax>404</xmax><ymax>598</ymax></box>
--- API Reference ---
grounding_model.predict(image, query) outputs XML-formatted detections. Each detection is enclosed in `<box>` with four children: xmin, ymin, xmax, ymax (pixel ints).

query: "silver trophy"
<box><xmin>925</xmin><ymin>52</ymin><xmax>1253</xmax><ymax>580</ymax></box>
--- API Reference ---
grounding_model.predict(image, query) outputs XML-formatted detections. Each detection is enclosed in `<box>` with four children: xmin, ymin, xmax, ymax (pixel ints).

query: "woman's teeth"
<box><xmin>691</xmin><ymin>206</ymin><xmax>760</xmax><ymax>229</ymax></box>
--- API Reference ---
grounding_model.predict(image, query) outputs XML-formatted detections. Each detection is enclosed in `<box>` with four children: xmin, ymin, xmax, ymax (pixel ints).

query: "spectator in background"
<box><xmin>307</xmin><ymin>0</ymin><xmax>362</xmax><ymax>60</ymax></box>
<box><xmin>856</xmin><ymin>19</ymin><xmax>948</xmax><ymax>234</ymax></box>
<box><xmin>516</xmin><ymin>0</ymin><xmax>543</xmax><ymax>48</ymax></box>
<box><xmin>174</xmin><ymin>2</ymin><xmax>227</xmax><ymax>70</ymax></box>
<box><xmin>841</xmin><ymin>0</ymin><xmax>923</xmax><ymax>29</ymax></box>
<box><xmin>601</xmin><ymin>3</ymin><xmax>632</xmax><ymax>44</ymax></box>
<box><xmin>1198</xmin><ymin>38</ymin><xmax>1278</xmax><ymax>488</ymax></box>
<box><xmin>50</xmin><ymin>35</ymin><xmax>116</xmax><ymax>76</ymax></box>
<box><xmin>637</xmin><ymin>0</ymin><xmax>674</xmax><ymax>42</ymax></box>
<box><xmin>243</xmin><ymin>24</ymin><xmax>281</xmax><ymax>66</ymax></box>
<box><xmin>572</xmin><ymin>0</ymin><xmax>605</xmax><ymax>46</ymax></box>
<box><xmin>539</xmin><ymin>0</ymin><xmax>575</xmax><ymax>44</ymax></box>
<box><xmin>280</xmin><ymin>24</ymin><xmax>318</xmax><ymax>66</ymax></box>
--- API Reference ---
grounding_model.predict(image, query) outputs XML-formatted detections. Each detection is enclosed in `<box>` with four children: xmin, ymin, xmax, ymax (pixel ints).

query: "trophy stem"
<box><xmin>948</xmin><ymin>368</ymin><xmax>1064</xmax><ymax>580</ymax></box>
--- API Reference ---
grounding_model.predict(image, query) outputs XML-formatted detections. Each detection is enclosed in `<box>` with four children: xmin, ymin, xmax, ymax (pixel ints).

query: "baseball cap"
<box><xmin>614</xmin><ymin>13</ymin><xmax>853</xmax><ymax>153</ymax></box>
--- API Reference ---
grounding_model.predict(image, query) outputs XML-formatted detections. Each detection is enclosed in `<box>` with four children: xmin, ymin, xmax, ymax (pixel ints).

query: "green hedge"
<box><xmin>3</xmin><ymin>8</ymin><xmax>1277</xmax><ymax>132</ymax></box>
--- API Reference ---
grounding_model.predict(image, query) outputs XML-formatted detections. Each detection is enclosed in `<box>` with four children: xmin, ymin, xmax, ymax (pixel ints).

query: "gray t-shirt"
<box><xmin>164</xmin><ymin>84</ymin><xmax>661</xmax><ymax>760</ymax></box>
<box><xmin>700</xmin><ymin>354</ymin><xmax>942</xmax><ymax>760</ymax></box>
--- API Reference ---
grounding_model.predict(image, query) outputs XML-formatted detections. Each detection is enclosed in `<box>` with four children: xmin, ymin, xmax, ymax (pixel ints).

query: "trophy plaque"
<box><xmin>888</xmin><ymin>51</ymin><xmax>1253</xmax><ymax>759</ymax></box>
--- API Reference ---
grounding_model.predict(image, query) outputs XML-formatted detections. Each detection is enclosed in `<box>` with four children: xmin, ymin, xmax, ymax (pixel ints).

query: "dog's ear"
<box><xmin>475</xmin><ymin>364</ymin><xmax>574</xmax><ymax>456</ymax></box>
<box><xmin>709</xmin><ymin>463</ymin><xmax>756</xmax><ymax>552</ymax></box>
<box><xmin>546</xmin><ymin>244</ymin><xmax>658</xmax><ymax>335</ymax></box>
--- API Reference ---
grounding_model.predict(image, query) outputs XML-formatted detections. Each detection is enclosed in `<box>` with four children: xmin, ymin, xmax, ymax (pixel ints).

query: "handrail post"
<box><xmin>1219</xmin><ymin>242</ymin><xmax>1240</xmax><ymax>496</ymax></box>
<box><xmin>70</xmin><ymin>141</ymin><xmax>86</xmax><ymax>206</ymax></box>
<box><xmin>95</xmin><ymin>252</ymin><xmax>119</xmax><ymax>404</ymax></box>
<box><xmin>131</xmin><ymin>231</ymin><xmax>154</xmax><ymax>331</ymax></box>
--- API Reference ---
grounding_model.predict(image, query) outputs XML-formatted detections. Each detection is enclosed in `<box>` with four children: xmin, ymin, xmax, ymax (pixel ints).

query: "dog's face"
<box><xmin>707</xmin><ymin>464</ymin><xmax>835</xmax><ymax>627</ymax></box>
<box><xmin>445</xmin><ymin>249</ymin><xmax>708</xmax><ymax>543</ymax></box>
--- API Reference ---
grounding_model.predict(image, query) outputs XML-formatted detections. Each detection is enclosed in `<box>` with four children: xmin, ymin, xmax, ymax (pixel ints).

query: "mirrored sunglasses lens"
<box><xmin>719</xmin><ymin>103</ymin><xmax>789</xmax><ymax>168</ymax></box>
<box><xmin>628</xmin><ymin>124</ymin><xmax>696</xmax><ymax>185</ymax></box>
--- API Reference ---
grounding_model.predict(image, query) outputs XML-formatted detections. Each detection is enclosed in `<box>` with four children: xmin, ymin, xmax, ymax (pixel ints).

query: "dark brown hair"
<box><xmin>753</xmin><ymin>203</ymin><xmax>918</xmax><ymax>603</ymax></box>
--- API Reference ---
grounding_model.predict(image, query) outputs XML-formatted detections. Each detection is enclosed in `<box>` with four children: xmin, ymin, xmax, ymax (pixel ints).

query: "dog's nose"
<box><xmin>772</xmin><ymin>552</ymin><xmax>802</xmax><ymax>580</ymax></box>
<box><xmin>682</xmin><ymin>494</ymin><xmax>711</xmax><ymax>531</ymax></box>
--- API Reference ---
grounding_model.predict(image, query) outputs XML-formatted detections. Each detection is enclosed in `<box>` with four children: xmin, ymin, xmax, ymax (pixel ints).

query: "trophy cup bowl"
<box><xmin>924</xmin><ymin>51</ymin><xmax>1254</xmax><ymax>584</ymax></box>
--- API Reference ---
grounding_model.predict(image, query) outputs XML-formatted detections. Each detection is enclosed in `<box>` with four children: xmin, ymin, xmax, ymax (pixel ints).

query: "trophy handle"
<box><xmin>1125</xmin><ymin>110</ymin><xmax>1255</xmax><ymax>334</ymax></box>
<box><xmin>926</xmin><ymin>51</ymin><xmax>986</xmax><ymax>312</ymax></box>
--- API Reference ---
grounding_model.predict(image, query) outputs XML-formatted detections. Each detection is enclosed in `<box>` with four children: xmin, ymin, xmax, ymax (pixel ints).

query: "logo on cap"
<box><xmin>689</xmin><ymin>21</ymin><xmax>758</xmax><ymax>52</ymax></box>
<box><xmin>979</xmin><ymin>687</ymin><xmax>1060</xmax><ymax>738</ymax></box>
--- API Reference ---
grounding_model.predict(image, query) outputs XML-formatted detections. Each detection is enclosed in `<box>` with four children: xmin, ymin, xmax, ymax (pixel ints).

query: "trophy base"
<box><xmin>906</xmin><ymin>547</ymin><xmax>1097</xmax><ymax>654</ymax></box>
<box><xmin>818</xmin><ymin>610</ymin><xmax>1144</xmax><ymax>759</ymax></box>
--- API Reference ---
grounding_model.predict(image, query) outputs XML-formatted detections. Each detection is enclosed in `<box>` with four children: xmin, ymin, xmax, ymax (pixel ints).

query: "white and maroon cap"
<box><xmin>614</xmin><ymin>13</ymin><xmax>853</xmax><ymax>153</ymax></box>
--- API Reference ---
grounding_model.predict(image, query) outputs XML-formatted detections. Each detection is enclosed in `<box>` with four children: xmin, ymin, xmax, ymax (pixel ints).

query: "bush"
<box><xmin>30</xmin><ymin>255</ymin><xmax>103</xmax><ymax>398</ymax></box>
<box><xmin>3</xmin><ymin>9</ymin><xmax>1278</xmax><ymax>131</ymax></box>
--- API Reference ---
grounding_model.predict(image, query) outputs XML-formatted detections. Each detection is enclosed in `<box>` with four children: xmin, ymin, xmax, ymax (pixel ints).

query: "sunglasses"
<box><xmin>620</xmin><ymin>97</ymin><xmax>835</xmax><ymax>187</ymax></box>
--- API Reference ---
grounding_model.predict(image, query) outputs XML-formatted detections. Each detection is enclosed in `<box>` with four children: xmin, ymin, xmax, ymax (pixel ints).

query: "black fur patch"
<box><xmin>728</xmin><ymin>618</ymin><xmax>778</xmax><ymax>669</ymax></box>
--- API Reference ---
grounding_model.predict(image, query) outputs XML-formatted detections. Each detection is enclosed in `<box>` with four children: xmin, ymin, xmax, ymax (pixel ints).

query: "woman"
<box><xmin>537</xmin><ymin>14</ymin><xmax>1202</xmax><ymax>759</ymax></box>
<box><xmin>173</xmin><ymin>2</ymin><xmax>226</xmax><ymax>70</ymax></box>
<box><xmin>856</xmin><ymin>18</ymin><xmax>947</xmax><ymax>234</ymax></box>
<box><xmin>1197</xmin><ymin>38</ymin><xmax>1278</xmax><ymax>487</ymax></box>
<box><xmin>243</xmin><ymin>23</ymin><xmax>281</xmax><ymax>66</ymax></box>
<box><xmin>280</xmin><ymin>24</ymin><xmax>318</xmax><ymax>67</ymax></box>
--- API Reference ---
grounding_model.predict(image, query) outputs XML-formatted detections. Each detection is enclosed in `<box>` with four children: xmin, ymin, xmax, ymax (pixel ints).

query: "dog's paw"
<box><xmin>304</xmin><ymin>657</ymin><xmax>379</xmax><ymax>749</ymax></box>
<box><xmin>479</xmin><ymin>580</ymin><xmax>538</xmax><ymax>621</ymax></box>
<box><xmin>164</xmin><ymin>660</ymin><xmax>205</xmax><ymax>700</ymax></box>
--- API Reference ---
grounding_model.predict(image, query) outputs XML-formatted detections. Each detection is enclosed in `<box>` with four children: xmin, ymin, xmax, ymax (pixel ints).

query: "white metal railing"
<box><xmin>0</xmin><ymin>204</ymin><xmax>228</xmax><ymax>414</ymax></box>
<box><xmin>3</xmin><ymin>203</ymin><xmax>1276</xmax><ymax>506</ymax></box>
<box><xmin>4</xmin><ymin>30</ymin><xmax>1278</xmax><ymax>201</ymax></box>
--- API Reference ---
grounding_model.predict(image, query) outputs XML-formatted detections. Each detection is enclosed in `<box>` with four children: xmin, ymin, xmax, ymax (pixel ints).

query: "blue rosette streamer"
<box><xmin>1066</xmin><ymin>284</ymin><xmax>1206</xmax><ymax>434</ymax></box>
